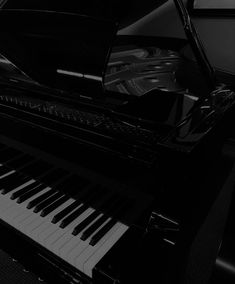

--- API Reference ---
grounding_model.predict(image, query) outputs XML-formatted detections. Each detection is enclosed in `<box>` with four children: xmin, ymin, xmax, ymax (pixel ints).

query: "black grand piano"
<box><xmin>0</xmin><ymin>0</ymin><xmax>233</xmax><ymax>283</ymax></box>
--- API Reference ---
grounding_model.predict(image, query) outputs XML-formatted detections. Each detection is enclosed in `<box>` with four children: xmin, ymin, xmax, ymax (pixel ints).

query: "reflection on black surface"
<box><xmin>0</xmin><ymin>10</ymin><xmax>118</xmax><ymax>96</ymax></box>
<box><xmin>0</xmin><ymin>9</ymin><xmax>232</xmax><ymax>159</ymax></box>
<box><xmin>105</xmin><ymin>46</ymin><xmax>185</xmax><ymax>95</ymax></box>
<box><xmin>0</xmin><ymin>53</ymin><xmax>36</xmax><ymax>84</ymax></box>
<box><xmin>116</xmin><ymin>89</ymin><xmax>198</xmax><ymax>127</ymax></box>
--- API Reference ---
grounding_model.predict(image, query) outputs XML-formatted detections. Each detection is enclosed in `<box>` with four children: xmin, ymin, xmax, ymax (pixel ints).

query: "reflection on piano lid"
<box><xmin>0</xmin><ymin>8</ymin><xmax>232</xmax><ymax>165</ymax></box>
<box><xmin>0</xmin><ymin>10</ymin><xmax>118</xmax><ymax>96</ymax></box>
<box><xmin>0</xmin><ymin>53</ymin><xmax>37</xmax><ymax>85</ymax></box>
<box><xmin>105</xmin><ymin>45</ymin><xmax>186</xmax><ymax>95</ymax></box>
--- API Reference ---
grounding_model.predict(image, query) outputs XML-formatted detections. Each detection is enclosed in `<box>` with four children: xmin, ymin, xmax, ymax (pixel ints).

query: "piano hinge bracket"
<box><xmin>146</xmin><ymin>211</ymin><xmax>180</xmax><ymax>245</ymax></box>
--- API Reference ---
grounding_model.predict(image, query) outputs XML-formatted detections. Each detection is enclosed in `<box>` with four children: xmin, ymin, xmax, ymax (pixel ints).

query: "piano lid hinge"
<box><xmin>146</xmin><ymin>211</ymin><xmax>180</xmax><ymax>246</ymax></box>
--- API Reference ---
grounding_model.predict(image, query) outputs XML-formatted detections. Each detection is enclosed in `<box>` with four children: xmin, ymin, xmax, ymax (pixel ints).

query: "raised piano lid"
<box><xmin>0</xmin><ymin>9</ymin><xmax>118</xmax><ymax>96</ymax></box>
<box><xmin>0</xmin><ymin>8</ymin><xmax>203</xmax><ymax>131</ymax></box>
<box><xmin>0</xmin><ymin>6</ymin><xmax>233</xmax><ymax>158</ymax></box>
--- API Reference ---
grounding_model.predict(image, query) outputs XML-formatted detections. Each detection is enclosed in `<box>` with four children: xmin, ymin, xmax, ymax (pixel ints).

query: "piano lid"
<box><xmin>0</xmin><ymin>9</ymin><xmax>118</xmax><ymax>96</ymax></box>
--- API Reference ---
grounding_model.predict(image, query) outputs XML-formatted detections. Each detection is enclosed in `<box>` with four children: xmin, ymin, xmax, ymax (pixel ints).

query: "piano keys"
<box><xmin>0</xmin><ymin>142</ymin><xmax>153</xmax><ymax>281</ymax></box>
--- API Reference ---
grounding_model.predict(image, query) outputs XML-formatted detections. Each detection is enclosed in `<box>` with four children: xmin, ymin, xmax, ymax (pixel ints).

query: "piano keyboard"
<box><xmin>0</xmin><ymin>144</ymin><xmax>135</xmax><ymax>278</ymax></box>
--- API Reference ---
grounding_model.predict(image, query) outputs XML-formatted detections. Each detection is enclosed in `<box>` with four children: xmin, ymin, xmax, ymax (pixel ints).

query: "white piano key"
<box><xmin>24</xmin><ymin>186</ymin><xmax>52</xmax><ymax>208</ymax></box>
<box><xmin>0</xmin><ymin>165</ymin><xmax>131</xmax><ymax>280</ymax></box>
<box><xmin>0</xmin><ymin>193</ymin><xmax>24</xmax><ymax>217</ymax></box>
<box><xmin>49</xmin><ymin>207</ymin><xmax>94</xmax><ymax>256</ymax></box>
<box><xmin>30</xmin><ymin>198</ymin><xmax>75</xmax><ymax>242</ymax></box>
<box><xmin>0</xmin><ymin>179</ymin><xmax>36</xmax><ymax>207</ymax></box>
<box><xmin>0</xmin><ymin>197</ymin><xmax>15</xmax><ymax>212</ymax></box>
<box><xmin>0</xmin><ymin>202</ymin><xmax>33</xmax><ymax>230</ymax></box>
<box><xmin>0</xmin><ymin>179</ymin><xmax>36</xmax><ymax>212</ymax></box>
<box><xmin>0</xmin><ymin>169</ymin><xmax>15</xmax><ymax>179</ymax></box>
<box><xmin>17</xmin><ymin>191</ymin><xmax>55</xmax><ymax>232</ymax></box>
<box><xmin>1</xmin><ymin>203</ymin><xmax>25</xmax><ymax>221</ymax></box>
<box><xmin>11</xmin><ymin>187</ymin><xmax>52</xmax><ymax>228</ymax></box>
<box><xmin>42</xmin><ymin>209</ymin><xmax>86</xmax><ymax>249</ymax></box>
<box><xmin>66</xmin><ymin>217</ymin><xmax>112</xmax><ymax>266</ymax></box>
<box><xmin>42</xmin><ymin>203</ymin><xmax>86</xmax><ymax>248</ymax></box>
<box><xmin>10</xmin><ymin>178</ymin><xmax>36</xmax><ymax>193</ymax></box>
<box><xmin>0</xmin><ymin>186</ymin><xmax>38</xmax><ymax>219</ymax></box>
<box><xmin>0</xmin><ymin>193</ymin><xmax>23</xmax><ymax>213</ymax></box>
<box><xmin>13</xmin><ymin>197</ymin><xmax>72</xmax><ymax>242</ymax></box>
<box><xmin>50</xmin><ymin>228</ymin><xmax>77</xmax><ymax>254</ymax></box>
<box><xmin>12</xmin><ymin>210</ymin><xmax>35</xmax><ymax>228</ymax></box>
<box><xmin>19</xmin><ymin>196</ymin><xmax>67</xmax><ymax>234</ymax></box>
<box><xmin>59</xmin><ymin>234</ymin><xmax>81</xmax><ymax>260</ymax></box>
<box><xmin>13</xmin><ymin>186</ymin><xmax>50</xmax><ymax>213</ymax></box>
<box><xmin>58</xmin><ymin>209</ymin><xmax>98</xmax><ymax>259</ymax></box>
<box><xmin>2</xmin><ymin>195</ymin><xmax>43</xmax><ymax>227</ymax></box>
<box><xmin>83</xmin><ymin>223</ymin><xmax>129</xmax><ymax>277</ymax></box>
<box><xmin>29</xmin><ymin>216</ymin><xmax>58</xmax><ymax>241</ymax></box>
<box><xmin>36</xmin><ymin>199</ymin><xmax>76</xmax><ymax>244</ymax></box>
<box><xmin>64</xmin><ymin>215</ymin><xmax>104</xmax><ymax>263</ymax></box>
<box><xmin>0</xmin><ymin>204</ymin><xmax>24</xmax><ymax>225</ymax></box>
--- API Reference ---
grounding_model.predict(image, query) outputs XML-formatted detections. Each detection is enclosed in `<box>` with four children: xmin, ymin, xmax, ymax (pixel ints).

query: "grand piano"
<box><xmin>0</xmin><ymin>0</ymin><xmax>233</xmax><ymax>283</ymax></box>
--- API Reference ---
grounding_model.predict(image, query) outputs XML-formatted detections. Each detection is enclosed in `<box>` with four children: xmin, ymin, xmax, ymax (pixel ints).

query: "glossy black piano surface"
<box><xmin>0</xmin><ymin>9</ymin><xmax>233</xmax><ymax>167</ymax></box>
<box><xmin>0</xmin><ymin>3</ymin><xmax>233</xmax><ymax>284</ymax></box>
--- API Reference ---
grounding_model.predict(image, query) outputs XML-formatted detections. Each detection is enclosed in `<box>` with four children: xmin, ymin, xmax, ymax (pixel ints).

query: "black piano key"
<box><xmin>40</xmin><ymin>195</ymin><xmax>69</xmax><ymax>217</ymax></box>
<box><xmin>80</xmin><ymin>215</ymin><xmax>109</xmax><ymax>241</ymax></box>
<box><xmin>72</xmin><ymin>211</ymin><xmax>100</xmax><ymax>236</ymax></box>
<box><xmin>33</xmin><ymin>192</ymin><xmax>64</xmax><ymax>213</ymax></box>
<box><xmin>80</xmin><ymin>198</ymin><xmax>125</xmax><ymax>241</ymax></box>
<box><xmin>16</xmin><ymin>183</ymin><xmax>47</xmax><ymax>203</ymax></box>
<box><xmin>59</xmin><ymin>187</ymin><xmax>106</xmax><ymax>229</ymax></box>
<box><xmin>27</xmin><ymin>188</ymin><xmax>57</xmax><ymax>209</ymax></box>
<box><xmin>89</xmin><ymin>219</ymin><xmax>117</xmax><ymax>246</ymax></box>
<box><xmin>26</xmin><ymin>174</ymin><xmax>75</xmax><ymax>210</ymax></box>
<box><xmin>59</xmin><ymin>204</ymin><xmax>89</xmax><ymax>229</ymax></box>
<box><xmin>72</xmin><ymin>194</ymin><xmax>118</xmax><ymax>235</ymax></box>
<box><xmin>89</xmin><ymin>200</ymin><xmax>132</xmax><ymax>246</ymax></box>
<box><xmin>33</xmin><ymin>174</ymin><xmax>89</xmax><ymax>214</ymax></box>
<box><xmin>11</xmin><ymin>180</ymin><xmax>41</xmax><ymax>200</ymax></box>
<box><xmin>0</xmin><ymin>172</ymin><xmax>22</xmax><ymax>188</ymax></box>
<box><xmin>51</xmin><ymin>185</ymin><xmax>101</xmax><ymax>224</ymax></box>
<box><xmin>2</xmin><ymin>175</ymin><xmax>30</xmax><ymax>194</ymax></box>
<box><xmin>36</xmin><ymin>174</ymin><xmax>88</xmax><ymax>201</ymax></box>
<box><xmin>51</xmin><ymin>199</ymin><xmax>82</xmax><ymax>224</ymax></box>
